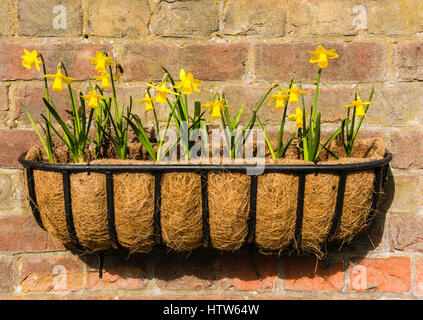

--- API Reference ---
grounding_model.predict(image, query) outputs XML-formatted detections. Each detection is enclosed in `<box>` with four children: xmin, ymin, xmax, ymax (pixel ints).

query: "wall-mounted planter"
<box><xmin>19</xmin><ymin>140</ymin><xmax>392</xmax><ymax>258</ymax></box>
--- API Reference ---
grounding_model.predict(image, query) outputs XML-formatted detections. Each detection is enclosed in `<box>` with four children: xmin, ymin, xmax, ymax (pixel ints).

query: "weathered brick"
<box><xmin>0</xmin><ymin>0</ymin><xmax>10</xmax><ymax>36</ymax></box>
<box><xmin>0</xmin><ymin>215</ymin><xmax>52</xmax><ymax>252</ymax></box>
<box><xmin>155</xmin><ymin>250</ymin><xmax>216</xmax><ymax>290</ymax></box>
<box><xmin>88</xmin><ymin>0</ymin><xmax>150</xmax><ymax>38</ymax></box>
<box><xmin>349</xmin><ymin>257</ymin><xmax>410</xmax><ymax>293</ymax></box>
<box><xmin>394</xmin><ymin>41</ymin><xmax>423</xmax><ymax>81</ymax></box>
<box><xmin>388</xmin><ymin>215</ymin><xmax>423</xmax><ymax>253</ymax></box>
<box><xmin>0</xmin><ymin>169</ymin><xmax>25</xmax><ymax>214</ymax></box>
<box><xmin>151</xmin><ymin>0</ymin><xmax>218</xmax><ymax>38</ymax></box>
<box><xmin>255</xmin><ymin>42</ymin><xmax>386</xmax><ymax>82</ymax></box>
<box><xmin>289</xmin><ymin>0</ymin><xmax>357</xmax><ymax>36</ymax></box>
<box><xmin>415</xmin><ymin>259</ymin><xmax>423</xmax><ymax>295</ymax></box>
<box><xmin>0</xmin><ymin>129</ymin><xmax>40</xmax><ymax>167</ymax></box>
<box><xmin>389</xmin><ymin>130</ymin><xmax>423</xmax><ymax>169</ymax></box>
<box><xmin>0</xmin><ymin>255</ymin><xmax>13</xmax><ymax>293</ymax></box>
<box><xmin>389</xmin><ymin>171</ymin><xmax>422</xmax><ymax>213</ymax></box>
<box><xmin>121</xmin><ymin>43</ymin><xmax>248</xmax><ymax>81</ymax></box>
<box><xmin>283</xmin><ymin>256</ymin><xmax>344</xmax><ymax>291</ymax></box>
<box><xmin>366</xmin><ymin>0</ymin><xmax>423</xmax><ymax>35</ymax></box>
<box><xmin>222</xmin><ymin>0</ymin><xmax>285</xmax><ymax>37</ymax></box>
<box><xmin>19</xmin><ymin>255</ymin><xmax>84</xmax><ymax>293</ymax></box>
<box><xmin>0</xmin><ymin>42</ymin><xmax>113</xmax><ymax>81</ymax></box>
<box><xmin>18</xmin><ymin>0</ymin><xmax>82</xmax><ymax>37</ymax></box>
<box><xmin>219</xmin><ymin>250</ymin><xmax>278</xmax><ymax>291</ymax></box>
<box><xmin>0</xmin><ymin>83</ymin><xmax>8</xmax><ymax>124</ymax></box>
<box><xmin>11</xmin><ymin>81</ymin><xmax>90</xmax><ymax>126</ymax></box>
<box><xmin>86</xmin><ymin>254</ymin><xmax>149</xmax><ymax>290</ymax></box>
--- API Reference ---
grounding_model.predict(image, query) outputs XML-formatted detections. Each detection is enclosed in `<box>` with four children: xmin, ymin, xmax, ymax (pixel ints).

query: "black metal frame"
<box><xmin>19</xmin><ymin>152</ymin><xmax>392</xmax><ymax>255</ymax></box>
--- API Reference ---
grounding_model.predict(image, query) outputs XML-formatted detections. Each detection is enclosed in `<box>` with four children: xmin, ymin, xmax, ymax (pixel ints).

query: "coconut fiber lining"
<box><xmin>23</xmin><ymin>137</ymin><xmax>386</xmax><ymax>256</ymax></box>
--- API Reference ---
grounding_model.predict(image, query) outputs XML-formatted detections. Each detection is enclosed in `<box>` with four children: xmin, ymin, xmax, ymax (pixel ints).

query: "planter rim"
<box><xmin>18</xmin><ymin>151</ymin><xmax>392</xmax><ymax>174</ymax></box>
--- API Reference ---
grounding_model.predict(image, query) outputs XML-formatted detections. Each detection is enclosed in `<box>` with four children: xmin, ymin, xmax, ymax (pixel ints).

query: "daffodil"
<box><xmin>344</xmin><ymin>93</ymin><xmax>373</xmax><ymax>117</ymax></box>
<box><xmin>81</xmin><ymin>91</ymin><xmax>106</xmax><ymax>108</ymax></box>
<box><xmin>42</xmin><ymin>68</ymin><xmax>75</xmax><ymax>92</ymax></box>
<box><xmin>202</xmin><ymin>97</ymin><xmax>231</xmax><ymax>120</ymax></box>
<box><xmin>268</xmin><ymin>90</ymin><xmax>289</xmax><ymax>110</ymax></box>
<box><xmin>288</xmin><ymin>107</ymin><xmax>305</xmax><ymax>128</ymax></box>
<box><xmin>94</xmin><ymin>72</ymin><xmax>110</xmax><ymax>89</ymax></box>
<box><xmin>146</xmin><ymin>81</ymin><xmax>179</xmax><ymax>103</ymax></box>
<box><xmin>281</xmin><ymin>84</ymin><xmax>307</xmax><ymax>104</ymax></box>
<box><xmin>88</xmin><ymin>51</ymin><xmax>115</xmax><ymax>73</ymax></box>
<box><xmin>21</xmin><ymin>49</ymin><xmax>41</xmax><ymax>71</ymax></box>
<box><xmin>174</xmin><ymin>69</ymin><xmax>203</xmax><ymax>95</ymax></box>
<box><xmin>308</xmin><ymin>45</ymin><xmax>339</xmax><ymax>68</ymax></box>
<box><xmin>136</xmin><ymin>93</ymin><xmax>155</xmax><ymax>112</ymax></box>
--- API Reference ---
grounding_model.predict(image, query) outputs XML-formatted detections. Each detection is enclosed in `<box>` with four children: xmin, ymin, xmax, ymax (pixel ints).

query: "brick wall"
<box><xmin>0</xmin><ymin>0</ymin><xmax>422</xmax><ymax>299</ymax></box>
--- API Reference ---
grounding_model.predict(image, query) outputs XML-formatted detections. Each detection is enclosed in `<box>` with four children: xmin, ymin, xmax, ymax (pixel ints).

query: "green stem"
<box><xmin>310</xmin><ymin>68</ymin><xmax>322</xmax><ymax>140</ymax></box>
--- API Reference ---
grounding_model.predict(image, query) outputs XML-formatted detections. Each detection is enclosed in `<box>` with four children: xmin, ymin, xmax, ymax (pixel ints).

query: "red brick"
<box><xmin>389</xmin><ymin>130</ymin><xmax>423</xmax><ymax>169</ymax></box>
<box><xmin>19</xmin><ymin>255</ymin><xmax>84</xmax><ymax>293</ymax></box>
<box><xmin>121</xmin><ymin>43</ymin><xmax>248</xmax><ymax>81</ymax></box>
<box><xmin>394</xmin><ymin>41</ymin><xmax>423</xmax><ymax>81</ymax></box>
<box><xmin>0</xmin><ymin>215</ymin><xmax>52</xmax><ymax>252</ymax></box>
<box><xmin>155</xmin><ymin>250</ymin><xmax>216</xmax><ymax>290</ymax></box>
<box><xmin>255</xmin><ymin>42</ymin><xmax>386</xmax><ymax>82</ymax></box>
<box><xmin>218</xmin><ymin>250</ymin><xmax>278</xmax><ymax>291</ymax></box>
<box><xmin>0</xmin><ymin>255</ymin><xmax>14</xmax><ymax>293</ymax></box>
<box><xmin>283</xmin><ymin>256</ymin><xmax>344</xmax><ymax>291</ymax></box>
<box><xmin>0</xmin><ymin>42</ymin><xmax>113</xmax><ymax>81</ymax></box>
<box><xmin>349</xmin><ymin>257</ymin><xmax>410</xmax><ymax>293</ymax></box>
<box><xmin>11</xmin><ymin>81</ymin><xmax>90</xmax><ymax>125</ymax></box>
<box><xmin>0</xmin><ymin>129</ymin><xmax>40</xmax><ymax>167</ymax></box>
<box><xmin>388</xmin><ymin>215</ymin><xmax>423</xmax><ymax>253</ymax></box>
<box><xmin>415</xmin><ymin>259</ymin><xmax>423</xmax><ymax>295</ymax></box>
<box><xmin>86</xmin><ymin>254</ymin><xmax>149</xmax><ymax>290</ymax></box>
<box><xmin>18</xmin><ymin>0</ymin><xmax>82</xmax><ymax>37</ymax></box>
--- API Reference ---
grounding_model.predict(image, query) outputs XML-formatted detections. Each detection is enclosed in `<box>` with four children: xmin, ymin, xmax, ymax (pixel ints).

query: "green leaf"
<box><xmin>256</xmin><ymin>116</ymin><xmax>275</xmax><ymax>159</ymax></box>
<box><xmin>42</xmin><ymin>98</ymin><xmax>75</xmax><ymax>145</ymax></box>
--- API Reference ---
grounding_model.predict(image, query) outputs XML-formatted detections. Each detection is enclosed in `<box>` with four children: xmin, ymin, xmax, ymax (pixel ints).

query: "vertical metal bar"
<box><xmin>105</xmin><ymin>172</ymin><xmax>120</xmax><ymax>249</ymax></box>
<box><xmin>294</xmin><ymin>173</ymin><xmax>306</xmax><ymax>251</ymax></box>
<box><xmin>26</xmin><ymin>168</ymin><xmax>45</xmax><ymax>230</ymax></box>
<box><xmin>62</xmin><ymin>171</ymin><xmax>81</xmax><ymax>247</ymax></box>
<box><xmin>329</xmin><ymin>172</ymin><xmax>347</xmax><ymax>240</ymax></box>
<box><xmin>247</xmin><ymin>174</ymin><xmax>258</xmax><ymax>244</ymax></box>
<box><xmin>367</xmin><ymin>166</ymin><xmax>383</xmax><ymax>223</ymax></box>
<box><xmin>201</xmin><ymin>171</ymin><xmax>210</xmax><ymax>248</ymax></box>
<box><xmin>153</xmin><ymin>172</ymin><xmax>162</xmax><ymax>245</ymax></box>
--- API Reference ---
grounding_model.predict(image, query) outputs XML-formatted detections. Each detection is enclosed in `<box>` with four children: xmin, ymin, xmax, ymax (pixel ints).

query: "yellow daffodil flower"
<box><xmin>281</xmin><ymin>84</ymin><xmax>307</xmax><ymax>104</ymax></box>
<box><xmin>94</xmin><ymin>72</ymin><xmax>110</xmax><ymax>89</ymax></box>
<box><xmin>288</xmin><ymin>107</ymin><xmax>305</xmax><ymax>128</ymax></box>
<box><xmin>42</xmin><ymin>68</ymin><xmax>75</xmax><ymax>92</ymax></box>
<box><xmin>268</xmin><ymin>90</ymin><xmax>289</xmax><ymax>110</ymax></box>
<box><xmin>174</xmin><ymin>69</ymin><xmax>203</xmax><ymax>95</ymax></box>
<box><xmin>88</xmin><ymin>51</ymin><xmax>115</xmax><ymax>73</ymax></box>
<box><xmin>344</xmin><ymin>93</ymin><xmax>373</xmax><ymax>118</ymax></box>
<box><xmin>146</xmin><ymin>81</ymin><xmax>179</xmax><ymax>103</ymax></box>
<box><xmin>136</xmin><ymin>93</ymin><xmax>155</xmax><ymax>112</ymax></box>
<box><xmin>308</xmin><ymin>45</ymin><xmax>339</xmax><ymax>69</ymax></box>
<box><xmin>202</xmin><ymin>97</ymin><xmax>231</xmax><ymax>120</ymax></box>
<box><xmin>81</xmin><ymin>91</ymin><xmax>106</xmax><ymax>108</ymax></box>
<box><xmin>21</xmin><ymin>49</ymin><xmax>41</xmax><ymax>71</ymax></box>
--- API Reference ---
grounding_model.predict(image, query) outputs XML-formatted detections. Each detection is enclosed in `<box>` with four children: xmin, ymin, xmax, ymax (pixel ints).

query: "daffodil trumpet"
<box><xmin>338</xmin><ymin>87</ymin><xmax>375</xmax><ymax>157</ymax></box>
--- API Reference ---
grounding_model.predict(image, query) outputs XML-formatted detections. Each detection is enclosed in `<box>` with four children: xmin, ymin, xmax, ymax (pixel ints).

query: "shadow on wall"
<box><xmin>78</xmin><ymin>168</ymin><xmax>395</xmax><ymax>285</ymax></box>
